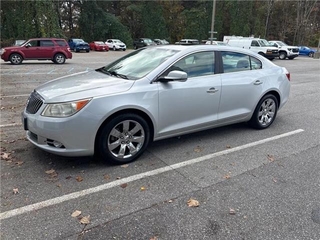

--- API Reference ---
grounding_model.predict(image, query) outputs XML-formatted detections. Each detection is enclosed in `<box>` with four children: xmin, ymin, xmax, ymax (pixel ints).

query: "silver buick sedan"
<box><xmin>22</xmin><ymin>45</ymin><xmax>290</xmax><ymax>164</ymax></box>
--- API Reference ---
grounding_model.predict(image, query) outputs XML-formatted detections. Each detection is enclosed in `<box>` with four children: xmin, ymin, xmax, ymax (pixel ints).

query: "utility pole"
<box><xmin>209</xmin><ymin>0</ymin><xmax>217</xmax><ymax>44</ymax></box>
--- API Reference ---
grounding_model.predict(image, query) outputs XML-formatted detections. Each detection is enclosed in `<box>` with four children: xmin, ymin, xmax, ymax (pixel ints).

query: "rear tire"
<box><xmin>113</xmin><ymin>46</ymin><xmax>116</xmax><ymax>51</ymax></box>
<box><xmin>97</xmin><ymin>114</ymin><xmax>150</xmax><ymax>164</ymax></box>
<box><xmin>53</xmin><ymin>53</ymin><xmax>66</xmax><ymax>64</ymax></box>
<box><xmin>308</xmin><ymin>52</ymin><xmax>314</xmax><ymax>57</ymax></box>
<box><xmin>248</xmin><ymin>94</ymin><xmax>278</xmax><ymax>129</ymax></box>
<box><xmin>9</xmin><ymin>53</ymin><xmax>23</xmax><ymax>65</ymax></box>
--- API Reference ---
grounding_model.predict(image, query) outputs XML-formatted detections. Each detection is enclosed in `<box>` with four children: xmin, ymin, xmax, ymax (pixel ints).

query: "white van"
<box><xmin>223</xmin><ymin>36</ymin><xmax>279</xmax><ymax>60</ymax></box>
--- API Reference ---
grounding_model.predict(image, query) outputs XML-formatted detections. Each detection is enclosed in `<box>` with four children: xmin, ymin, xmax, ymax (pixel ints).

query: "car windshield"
<box><xmin>276</xmin><ymin>41</ymin><xmax>287</xmax><ymax>46</ymax></box>
<box><xmin>114</xmin><ymin>40</ymin><xmax>122</xmax><ymax>43</ymax></box>
<box><xmin>97</xmin><ymin>47</ymin><xmax>179</xmax><ymax>80</ymax></box>
<box><xmin>144</xmin><ymin>39</ymin><xmax>153</xmax><ymax>43</ymax></box>
<box><xmin>74</xmin><ymin>39</ymin><xmax>84</xmax><ymax>43</ymax></box>
<box><xmin>95</xmin><ymin>41</ymin><xmax>104</xmax><ymax>45</ymax></box>
<box><xmin>15</xmin><ymin>40</ymin><xmax>26</xmax><ymax>46</ymax></box>
<box><xmin>259</xmin><ymin>39</ymin><xmax>273</xmax><ymax>47</ymax></box>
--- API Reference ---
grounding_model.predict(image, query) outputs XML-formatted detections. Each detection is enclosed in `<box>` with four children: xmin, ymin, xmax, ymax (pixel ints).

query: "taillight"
<box><xmin>283</xmin><ymin>67</ymin><xmax>290</xmax><ymax>81</ymax></box>
<box><xmin>67</xmin><ymin>47</ymin><xmax>71</xmax><ymax>52</ymax></box>
<box><xmin>286</xmin><ymin>72</ymin><xmax>291</xmax><ymax>81</ymax></box>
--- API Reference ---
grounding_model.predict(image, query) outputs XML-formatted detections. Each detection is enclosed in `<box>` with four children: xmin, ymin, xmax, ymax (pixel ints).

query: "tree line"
<box><xmin>1</xmin><ymin>0</ymin><xmax>319</xmax><ymax>48</ymax></box>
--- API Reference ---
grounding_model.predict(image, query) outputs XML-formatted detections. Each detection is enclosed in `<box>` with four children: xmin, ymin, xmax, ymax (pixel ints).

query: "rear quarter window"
<box><xmin>55</xmin><ymin>40</ymin><xmax>68</xmax><ymax>47</ymax></box>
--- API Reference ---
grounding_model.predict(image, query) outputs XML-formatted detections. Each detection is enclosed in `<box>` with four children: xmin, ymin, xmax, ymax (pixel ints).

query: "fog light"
<box><xmin>53</xmin><ymin>141</ymin><xmax>63</xmax><ymax>148</ymax></box>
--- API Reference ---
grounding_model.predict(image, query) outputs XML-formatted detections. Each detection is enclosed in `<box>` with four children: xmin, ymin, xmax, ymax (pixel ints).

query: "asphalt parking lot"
<box><xmin>1</xmin><ymin>50</ymin><xmax>320</xmax><ymax>240</ymax></box>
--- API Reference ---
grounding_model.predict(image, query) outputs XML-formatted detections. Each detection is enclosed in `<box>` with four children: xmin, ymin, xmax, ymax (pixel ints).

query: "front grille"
<box><xmin>26</xmin><ymin>91</ymin><xmax>44</xmax><ymax>114</ymax></box>
<box><xmin>292</xmin><ymin>48</ymin><xmax>299</xmax><ymax>53</ymax></box>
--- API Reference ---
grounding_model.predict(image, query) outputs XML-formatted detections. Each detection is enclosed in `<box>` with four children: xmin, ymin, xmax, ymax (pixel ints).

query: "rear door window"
<box><xmin>222</xmin><ymin>51</ymin><xmax>262</xmax><ymax>73</ymax></box>
<box><xmin>40</xmin><ymin>40</ymin><xmax>54</xmax><ymax>47</ymax></box>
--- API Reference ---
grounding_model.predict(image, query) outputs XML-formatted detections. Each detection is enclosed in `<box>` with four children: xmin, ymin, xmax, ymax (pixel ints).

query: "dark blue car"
<box><xmin>68</xmin><ymin>38</ymin><xmax>90</xmax><ymax>52</ymax></box>
<box><xmin>298</xmin><ymin>46</ymin><xmax>316</xmax><ymax>57</ymax></box>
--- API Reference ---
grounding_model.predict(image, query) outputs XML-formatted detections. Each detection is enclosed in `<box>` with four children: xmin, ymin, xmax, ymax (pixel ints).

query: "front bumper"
<box><xmin>22</xmin><ymin>109</ymin><xmax>97</xmax><ymax>157</ymax></box>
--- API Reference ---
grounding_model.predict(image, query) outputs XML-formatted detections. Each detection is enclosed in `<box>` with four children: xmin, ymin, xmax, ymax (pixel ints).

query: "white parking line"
<box><xmin>0</xmin><ymin>129</ymin><xmax>304</xmax><ymax>220</ymax></box>
<box><xmin>0</xmin><ymin>123</ymin><xmax>22</xmax><ymax>128</ymax></box>
<box><xmin>26</xmin><ymin>69</ymin><xmax>39</xmax><ymax>74</ymax></box>
<box><xmin>1</xmin><ymin>94</ymin><xmax>29</xmax><ymax>98</ymax></box>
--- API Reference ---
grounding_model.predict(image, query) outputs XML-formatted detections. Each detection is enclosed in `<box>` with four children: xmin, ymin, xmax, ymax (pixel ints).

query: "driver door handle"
<box><xmin>207</xmin><ymin>87</ymin><xmax>219</xmax><ymax>93</ymax></box>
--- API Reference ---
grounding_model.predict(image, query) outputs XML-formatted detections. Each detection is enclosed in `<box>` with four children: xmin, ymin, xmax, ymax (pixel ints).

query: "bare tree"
<box><xmin>293</xmin><ymin>0</ymin><xmax>318</xmax><ymax>44</ymax></box>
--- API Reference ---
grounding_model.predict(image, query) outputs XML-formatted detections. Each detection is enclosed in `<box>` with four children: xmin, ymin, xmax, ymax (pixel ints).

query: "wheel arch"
<box><xmin>94</xmin><ymin>108</ymin><xmax>155</xmax><ymax>154</ymax></box>
<box><xmin>9</xmin><ymin>51</ymin><xmax>25</xmax><ymax>59</ymax></box>
<box><xmin>53</xmin><ymin>51</ymin><xmax>66</xmax><ymax>59</ymax></box>
<box><xmin>261</xmin><ymin>90</ymin><xmax>280</xmax><ymax>108</ymax></box>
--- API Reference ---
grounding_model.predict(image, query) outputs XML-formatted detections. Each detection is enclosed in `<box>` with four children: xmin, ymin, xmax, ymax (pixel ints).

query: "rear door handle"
<box><xmin>207</xmin><ymin>87</ymin><xmax>219</xmax><ymax>93</ymax></box>
<box><xmin>254</xmin><ymin>80</ymin><xmax>263</xmax><ymax>85</ymax></box>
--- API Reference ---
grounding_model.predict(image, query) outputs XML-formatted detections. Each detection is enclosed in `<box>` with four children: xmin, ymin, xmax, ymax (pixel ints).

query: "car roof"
<box><xmin>151</xmin><ymin>44</ymin><xmax>273</xmax><ymax>60</ymax></box>
<box><xmin>27</xmin><ymin>38</ymin><xmax>66</xmax><ymax>41</ymax></box>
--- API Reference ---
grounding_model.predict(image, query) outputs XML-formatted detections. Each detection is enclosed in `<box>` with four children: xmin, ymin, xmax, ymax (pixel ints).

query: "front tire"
<box><xmin>279</xmin><ymin>52</ymin><xmax>287</xmax><ymax>60</ymax></box>
<box><xmin>53</xmin><ymin>53</ymin><xmax>66</xmax><ymax>64</ymax></box>
<box><xmin>113</xmin><ymin>46</ymin><xmax>116</xmax><ymax>51</ymax></box>
<box><xmin>10</xmin><ymin>53</ymin><xmax>23</xmax><ymax>65</ymax></box>
<box><xmin>248</xmin><ymin>94</ymin><xmax>278</xmax><ymax>129</ymax></box>
<box><xmin>97</xmin><ymin>114</ymin><xmax>150</xmax><ymax>164</ymax></box>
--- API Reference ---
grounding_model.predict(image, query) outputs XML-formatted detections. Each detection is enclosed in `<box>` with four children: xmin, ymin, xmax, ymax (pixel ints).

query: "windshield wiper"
<box><xmin>109</xmin><ymin>71</ymin><xmax>128</xmax><ymax>79</ymax></box>
<box><xmin>96</xmin><ymin>68</ymin><xmax>128</xmax><ymax>79</ymax></box>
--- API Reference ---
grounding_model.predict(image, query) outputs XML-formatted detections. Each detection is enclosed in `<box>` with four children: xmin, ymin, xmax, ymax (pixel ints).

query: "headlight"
<box><xmin>0</xmin><ymin>49</ymin><xmax>5</xmax><ymax>55</ymax></box>
<box><xmin>41</xmin><ymin>98</ymin><xmax>91</xmax><ymax>117</ymax></box>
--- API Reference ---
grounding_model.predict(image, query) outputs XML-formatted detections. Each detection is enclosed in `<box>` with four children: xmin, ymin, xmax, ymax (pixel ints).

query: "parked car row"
<box><xmin>133</xmin><ymin>38</ymin><xmax>169</xmax><ymax>49</ymax></box>
<box><xmin>1</xmin><ymin>36</ymin><xmax>317</xmax><ymax>65</ymax></box>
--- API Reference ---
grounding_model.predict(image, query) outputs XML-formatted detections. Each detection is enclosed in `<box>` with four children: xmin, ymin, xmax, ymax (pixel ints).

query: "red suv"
<box><xmin>0</xmin><ymin>38</ymin><xmax>72</xmax><ymax>65</ymax></box>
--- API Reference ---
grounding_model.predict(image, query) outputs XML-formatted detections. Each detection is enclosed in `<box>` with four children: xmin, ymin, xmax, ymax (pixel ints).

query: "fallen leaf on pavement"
<box><xmin>104</xmin><ymin>175</ymin><xmax>110</xmax><ymax>180</ymax></box>
<box><xmin>194</xmin><ymin>146</ymin><xmax>202</xmax><ymax>153</ymax></box>
<box><xmin>45</xmin><ymin>169</ymin><xmax>56</xmax><ymax>174</ymax></box>
<box><xmin>140</xmin><ymin>186</ymin><xmax>146</xmax><ymax>191</ymax></box>
<box><xmin>226</xmin><ymin>145</ymin><xmax>231</xmax><ymax>148</ymax></box>
<box><xmin>120</xmin><ymin>183</ymin><xmax>128</xmax><ymax>188</ymax></box>
<box><xmin>150</xmin><ymin>237</ymin><xmax>158</xmax><ymax>240</ymax></box>
<box><xmin>229</xmin><ymin>208</ymin><xmax>236</xmax><ymax>215</ymax></box>
<box><xmin>1</xmin><ymin>152</ymin><xmax>11</xmax><ymax>160</ymax></box>
<box><xmin>15</xmin><ymin>161</ymin><xmax>24</xmax><ymax>166</ymax></box>
<box><xmin>267</xmin><ymin>154</ymin><xmax>275</xmax><ymax>162</ymax></box>
<box><xmin>76</xmin><ymin>176</ymin><xmax>83</xmax><ymax>182</ymax></box>
<box><xmin>187</xmin><ymin>198</ymin><xmax>199</xmax><ymax>207</ymax></box>
<box><xmin>80</xmin><ymin>216</ymin><xmax>90</xmax><ymax>224</ymax></box>
<box><xmin>224</xmin><ymin>173</ymin><xmax>231</xmax><ymax>179</ymax></box>
<box><xmin>71</xmin><ymin>210</ymin><xmax>82</xmax><ymax>218</ymax></box>
<box><xmin>120</xmin><ymin>164</ymin><xmax>129</xmax><ymax>168</ymax></box>
<box><xmin>13</xmin><ymin>188</ymin><xmax>19</xmax><ymax>194</ymax></box>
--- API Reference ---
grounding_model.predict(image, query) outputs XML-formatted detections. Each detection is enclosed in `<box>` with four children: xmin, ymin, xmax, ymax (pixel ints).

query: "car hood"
<box><xmin>3</xmin><ymin>46</ymin><xmax>23</xmax><ymax>50</ymax></box>
<box><xmin>75</xmin><ymin>41</ymin><xmax>89</xmax><ymax>45</ymax></box>
<box><xmin>36</xmin><ymin>70</ymin><xmax>134</xmax><ymax>102</ymax></box>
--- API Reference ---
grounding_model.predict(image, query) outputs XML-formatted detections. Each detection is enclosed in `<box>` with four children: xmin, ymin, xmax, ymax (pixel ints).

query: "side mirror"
<box><xmin>158</xmin><ymin>70</ymin><xmax>187</xmax><ymax>82</ymax></box>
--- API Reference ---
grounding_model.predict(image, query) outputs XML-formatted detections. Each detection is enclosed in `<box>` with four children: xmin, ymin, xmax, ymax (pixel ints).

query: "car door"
<box><xmin>157</xmin><ymin>51</ymin><xmax>221</xmax><ymax>137</ymax></box>
<box><xmin>22</xmin><ymin>40</ymin><xmax>40</xmax><ymax>59</ymax></box>
<box><xmin>38</xmin><ymin>40</ymin><xmax>55</xmax><ymax>58</ymax></box>
<box><xmin>218</xmin><ymin>51</ymin><xmax>264</xmax><ymax>122</ymax></box>
<box><xmin>106</xmin><ymin>39</ymin><xmax>113</xmax><ymax>48</ymax></box>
